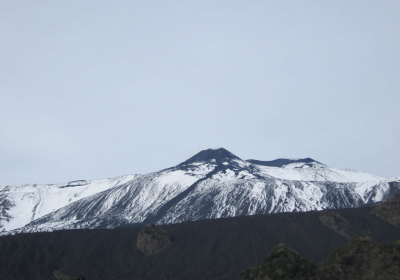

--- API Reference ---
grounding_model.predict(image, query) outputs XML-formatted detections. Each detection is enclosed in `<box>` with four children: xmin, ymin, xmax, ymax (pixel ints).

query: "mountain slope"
<box><xmin>1</xmin><ymin>206</ymin><xmax>400</xmax><ymax>280</ymax></box>
<box><xmin>0</xmin><ymin>174</ymin><xmax>139</xmax><ymax>232</ymax></box>
<box><xmin>4</xmin><ymin>148</ymin><xmax>399</xmax><ymax>235</ymax></box>
<box><xmin>240</xmin><ymin>237</ymin><xmax>400</xmax><ymax>280</ymax></box>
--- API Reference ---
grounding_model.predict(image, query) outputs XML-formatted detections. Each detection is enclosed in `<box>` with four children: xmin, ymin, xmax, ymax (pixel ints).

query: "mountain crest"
<box><xmin>247</xmin><ymin>158</ymin><xmax>325</xmax><ymax>168</ymax></box>
<box><xmin>179</xmin><ymin>148</ymin><xmax>241</xmax><ymax>166</ymax></box>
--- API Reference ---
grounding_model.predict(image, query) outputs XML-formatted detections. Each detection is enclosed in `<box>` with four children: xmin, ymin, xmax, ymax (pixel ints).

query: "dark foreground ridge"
<box><xmin>372</xmin><ymin>193</ymin><xmax>400</xmax><ymax>227</ymax></box>
<box><xmin>1</xmin><ymin>206</ymin><xmax>400</xmax><ymax>280</ymax></box>
<box><xmin>239</xmin><ymin>243</ymin><xmax>318</xmax><ymax>280</ymax></box>
<box><xmin>240</xmin><ymin>237</ymin><xmax>400</xmax><ymax>280</ymax></box>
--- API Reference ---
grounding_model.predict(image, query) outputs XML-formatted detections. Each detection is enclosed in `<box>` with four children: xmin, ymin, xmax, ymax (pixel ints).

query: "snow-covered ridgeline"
<box><xmin>0</xmin><ymin>174</ymin><xmax>139</xmax><ymax>232</ymax></box>
<box><xmin>6</xmin><ymin>176</ymin><xmax>400</xmax><ymax>235</ymax></box>
<box><xmin>1</xmin><ymin>148</ymin><xmax>398</xmax><ymax>235</ymax></box>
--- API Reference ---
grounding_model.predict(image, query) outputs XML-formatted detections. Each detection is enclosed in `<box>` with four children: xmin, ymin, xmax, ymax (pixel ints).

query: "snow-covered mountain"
<box><xmin>1</xmin><ymin>148</ymin><xmax>399</xmax><ymax>235</ymax></box>
<box><xmin>0</xmin><ymin>174</ymin><xmax>139</xmax><ymax>232</ymax></box>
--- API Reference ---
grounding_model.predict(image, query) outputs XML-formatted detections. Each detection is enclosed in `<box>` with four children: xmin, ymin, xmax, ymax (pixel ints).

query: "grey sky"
<box><xmin>1</xmin><ymin>1</ymin><xmax>399</xmax><ymax>186</ymax></box>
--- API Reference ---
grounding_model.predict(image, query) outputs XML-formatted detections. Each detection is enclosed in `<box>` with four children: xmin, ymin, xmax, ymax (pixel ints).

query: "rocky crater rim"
<box><xmin>178</xmin><ymin>148</ymin><xmax>324</xmax><ymax>169</ymax></box>
<box><xmin>178</xmin><ymin>148</ymin><xmax>242</xmax><ymax>166</ymax></box>
<box><xmin>247</xmin><ymin>158</ymin><xmax>326</xmax><ymax>168</ymax></box>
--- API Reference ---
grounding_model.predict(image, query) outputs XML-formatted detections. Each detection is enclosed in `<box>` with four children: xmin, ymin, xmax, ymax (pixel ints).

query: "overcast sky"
<box><xmin>1</xmin><ymin>1</ymin><xmax>399</xmax><ymax>185</ymax></box>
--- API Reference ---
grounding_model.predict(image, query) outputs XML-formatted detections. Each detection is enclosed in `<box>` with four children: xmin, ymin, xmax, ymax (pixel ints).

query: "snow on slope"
<box><xmin>2</xmin><ymin>148</ymin><xmax>399</xmax><ymax>236</ymax></box>
<box><xmin>255</xmin><ymin>161</ymin><xmax>386</xmax><ymax>182</ymax></box>
<box><xmin>4</xmin><ymin>148</ymin><xmax>400</xmax><ymax>236</ymax></box>
<box><xmin>0</xmin><ymin>174</ymin><xmax>139</xmax><ymax>232</ymax></box>
<box><xmin>30</xmin><ymin>166</ymin><xmax>212</xmax><ymax>225</ymax></box>
<box><xmin>157</xmin><ymin>178</ymin><xmax>400</xmax><ymax>225</ymax></box>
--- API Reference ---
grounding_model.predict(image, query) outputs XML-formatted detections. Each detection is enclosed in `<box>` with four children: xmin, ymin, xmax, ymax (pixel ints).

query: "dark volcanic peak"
<box><xmin>179</xmin><ymin>148</ymin><xmax>242</xmax><ymax>166</ymax></box>
<box><xmin>247</xmin><ymin>158</ymin><xmax>326</xmax><ymax>168</ymax></box>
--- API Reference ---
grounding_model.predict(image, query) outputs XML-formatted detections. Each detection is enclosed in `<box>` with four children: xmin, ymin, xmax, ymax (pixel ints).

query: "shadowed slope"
<box><xmin>239</xmin><ymin>243</ymin><xmax>317</xmax><ymax>280</ymax></box>
<box><xmin>1</xmin><ymin>206</ymin><xmax>400</xmax><ymax>280</ymax></box>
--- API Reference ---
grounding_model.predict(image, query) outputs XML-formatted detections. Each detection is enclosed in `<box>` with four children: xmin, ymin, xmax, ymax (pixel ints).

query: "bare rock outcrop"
<box><xmin>372</xmin><ymin>193</ymin><xmax>400</xmax><ymax>228</ymax></box>
<box><xmin>319</xmin><ymin>211</ymin><xmax>351</xmax><ymax>239</ymax></box>
<box><xmin>239</xmin><ymin>243</ymin><xmax>317</xmax><ymax>280</ymax></box>
<box><xmin>137</xmin><ymin>224</ymin><xmax>171</xmax><ymax>256</ymax></box>
<box><xmin>53</xmin><ymin>270</ymin><xmax>85</xmax><ymax>280</ymax></box>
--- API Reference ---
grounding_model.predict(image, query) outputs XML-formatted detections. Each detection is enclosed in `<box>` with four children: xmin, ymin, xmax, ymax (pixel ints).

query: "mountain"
<box><xmin>318</xmin><ymin>237</ymin><xmax>400</xmax><ymax>280</ymax></box>
<box><xmin>246</xmin><ymin>157</ymin><xmax>325</xmax><ymax>168</ymax></box>
<box><xmin>239</xmin><ymin>243</ymin><xmax>318</xmax><ymax>280</ymax></box>
<box><xmin>371</xmin><ymin>193</ymin><xmax>400</xmax><ymax>227</ymax></box>
<box><xmin>0</xmin><ymin>174</ymin><xmax>139</xmax><ymax>232</ymax></box>
<box><xmin>1</xmin><ymin>205</ymin><xmax>400</xmax><ymax>280</ymax></box>
<box><xmin>2</xmin><ymin>148</ymin><xmax>399</xmax><ymax>235</ymax></box>
<box><xmin>240</xmin><ymin>237</ymin><xmax>400</xmax><ymax>280</ymax></box>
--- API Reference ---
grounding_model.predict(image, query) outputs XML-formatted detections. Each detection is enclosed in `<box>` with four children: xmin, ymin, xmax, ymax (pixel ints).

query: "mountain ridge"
<box><xmin>1</xmin><ymin>205</ymin><xmax>400</xmax><ymax>280</ymax></box>
<box><xmin>247</xmin><ymin>157</ymin><xmax>325</xmax><ymax>168</ymax></box>
<box><xmin>178</xmin><ymin>147</ymin><xmax>242</xmax><ymax>165</ymax></box>
<box><xmin>1</xmin><ymin>148</ymin><xmax>398</xmax><ymax>235</ymax></box>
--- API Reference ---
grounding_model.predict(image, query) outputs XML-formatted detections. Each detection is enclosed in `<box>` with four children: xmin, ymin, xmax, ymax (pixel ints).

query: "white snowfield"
<box><xmin>256</xmin><ymin>161</ymin><xmax>386</xmax><ymax>183</ymax></box>
<box><xmin>1</xmin><ymin>148</ymin><xmax>399</xmax><ymax>235</ymax></box>
<box><xmin>0</xmin><ymin>174</ymin><xmax>139</xmax><ymax>232</ymax></box>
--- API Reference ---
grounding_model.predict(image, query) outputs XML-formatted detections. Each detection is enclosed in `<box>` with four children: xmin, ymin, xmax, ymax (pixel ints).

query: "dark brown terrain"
<box><xmin>372</xmin><ymin>193</ymin><xmax>400</xmax><ymax>227</ymax></box>
<box><xmin>0</xmin><ymin>206</ymin><xmax>400</xmax><ymax>280</ymax></box>
<box><xmin>239</xmin><ymin>243</ymin><xmax>317</xmax><ymax>280</ymax></box>
<box><xmin>136</xmin><ymin>224</ymin><xmax>171</xmax><ymax>256</ymax></box>
<box><xmin>240</xmin><ymin>237</ymin><xmax>400</xmax><ymax>280</ymax></box>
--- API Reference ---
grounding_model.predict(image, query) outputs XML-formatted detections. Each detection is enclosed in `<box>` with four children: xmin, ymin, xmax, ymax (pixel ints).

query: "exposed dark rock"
<box><xmin>136</xmin><ymin>224</ymin><xmax>171</xmax><ymax>256</ymax></box>
<box><xmin>372</xmin><ymin>193</ymin><xmax>400</xmax><ymax>228</ymax></box>
<box><xmin>319</xmin><ymin>211</ymin><xmax>351</xmax><ymax>239</ymax></box>
<box><xmin>239</xmin><ymin>243</ymin><xmax>317</xmax><ymax>280</ymax></box>
<box><xmin>59</xmin><ymin>180</ymin><xmax>89</xmax><ymax>188</ymax></box>
<box><xmin>247</xmin><ymin>158</ymin><xmax>325</xmax><ymax>168</ymax></box>
<box><xmin>178</xmin><ymin>148</ymin><xmax>241</xmax><ymax>165</ymax></box>
<box><xmin>0</xmin><ymin>198</ymin><xmax>14</xmax><ymax>229</ymax></box>
<box><xmin>53</xmin><ymin>269</ymin><xmax>71</xmax><ymax>280</ymax></box>
<box><xmin>53</xmin><ymin>269</ymin><xmax>85</xmax><ymax>280</ymax></box>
